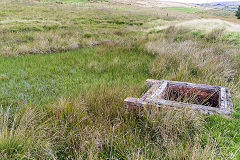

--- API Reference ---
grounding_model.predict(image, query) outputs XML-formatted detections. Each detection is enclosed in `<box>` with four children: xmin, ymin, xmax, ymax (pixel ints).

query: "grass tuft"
<box><xmin>0</xmin><ymin>1</ymin><xmax>239</xmax><ymax>159</ymax></box>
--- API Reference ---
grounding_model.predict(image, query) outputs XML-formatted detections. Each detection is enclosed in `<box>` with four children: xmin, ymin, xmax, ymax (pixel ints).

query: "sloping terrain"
<box><xmin>0</xmin><ymin>0</ymin><xmax>239</xmax><ymax>159</ymax></box>
<box><xmin>153</xmin><ymin>18</ymin><xmax>240</xmax><ymax>32</ymax></box>
<box><xmin>200</xmin><ymin>1</ymin><xmax>240</xmax><ymax>11</ymax></box>
<box><xmin>177</xmin><ymin>18</ymin><xmax>240</xmax><ymax>32</ymax></box>
<box><xmin>111</xmin><ymin>0</ymin><xmax>201</xmax><ymax>8</ymax></box>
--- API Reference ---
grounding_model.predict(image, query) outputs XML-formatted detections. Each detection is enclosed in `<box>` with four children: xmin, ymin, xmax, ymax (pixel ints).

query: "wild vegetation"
<box><xmin>236</xmin><ymin>5</ymin><xmax>240</xmax><ymax>19</ymax></box>
<box><xmin>0</xmin><ymin>0</ymin><xmax>240</xmax><ymax>159</ymax></box>
<box><xmin>165</xmin><ymin>7</ymin><xmax>201</xmax><ymax>13</ymax></box>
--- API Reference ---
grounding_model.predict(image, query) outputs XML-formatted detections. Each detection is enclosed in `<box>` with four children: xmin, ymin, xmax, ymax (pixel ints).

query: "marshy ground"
<box><xmin>0</xmin><ymin>0</ymin><xmax>240</xmax><ymax>159</ymax></box>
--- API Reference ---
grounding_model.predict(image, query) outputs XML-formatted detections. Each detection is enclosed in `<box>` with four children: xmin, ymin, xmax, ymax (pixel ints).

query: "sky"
<box><xmin>165</xmin><ymin>0</ymin><xmax>240</xmax><ymax>4</ymax></box>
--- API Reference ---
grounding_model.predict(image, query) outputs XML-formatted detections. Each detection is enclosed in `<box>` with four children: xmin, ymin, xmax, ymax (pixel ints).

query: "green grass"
<box><xmin>223</xmin><ymin>32</ymin><xmax>240</xmax><ymax>44</ymax></box>
<box><xmin>59</xmin><ymin>0</ymin><xmax>106</xmax><ymax>2</ymax></box>
<box><xmin>0</xmin><ymin>47</ymin><xmax>153</xmax><ymax>107</ymax></box>
<box><xmin>0</xmin><ymin>1</ymin><xmax>240</xmax><ymax>159</ymax></box>
<box><xmin>0</xmin><ymin>3</ymin><xmax>154</xmax><ymax>56</ymax></box>
<box><xmin>165</xmin><ymin>7</ymin><xmax>201</xmax><ymax>13</ymax></box>
<box><xmin>1</xmin><ymin>25</ymin><xmax>239</xmax><ymax>159</ymax></box>
<box><xmin>146</xmin><ymin>27</ymin><xmax>240</xmax><ymax>159</ymax></box>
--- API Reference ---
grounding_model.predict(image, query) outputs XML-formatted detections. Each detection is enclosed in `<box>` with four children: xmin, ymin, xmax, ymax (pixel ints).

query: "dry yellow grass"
<box><xmin>0</xmin><ymin>0</ymin><xmax>239</xmax><ymax>159</ymax></box>
<box><xmin>147</xmin><ymin>27</ymin><xmax>240</xmax><ymax>97</ymax></box>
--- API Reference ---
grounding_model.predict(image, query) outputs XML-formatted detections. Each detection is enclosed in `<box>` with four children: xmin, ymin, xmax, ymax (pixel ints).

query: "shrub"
<box><xmin>236</xmin><ymin>6</ymin><xmax>240</xmax><ymax>19</ymax></box>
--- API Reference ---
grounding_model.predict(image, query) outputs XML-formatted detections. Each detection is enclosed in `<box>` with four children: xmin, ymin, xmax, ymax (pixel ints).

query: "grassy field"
<box><xmin>165</xmin><ymin>7</ymin><xmax>202</xmax><ymax>13</ymax></box>
<box><xmin>150</xmin><ymin>18</ymin><xmax>240</xmax><ymax>44</ymax></box>
<box><xmin>0</xmin><ymin>47</ymin><xmax>153</xmax><ymax>107</ymax></box>
<box><xmin>0</xmin><ymin>0</ymin><xmax>240</xmax><ymax>159</ymax></box>
<box><xmin>0</xmin><ymin>3</ymin><xmax>155</xmax><ymax>56</ymax></box>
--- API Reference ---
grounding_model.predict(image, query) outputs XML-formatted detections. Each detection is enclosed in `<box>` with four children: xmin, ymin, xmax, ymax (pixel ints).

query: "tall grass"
<box><xmin>0</xmin><ymin>26</ymin><xmax>239</xmax><ymax>159</ymax></box>
<box><xmin>0</xmin><ymin>106</ymin><xmax>54</xmax><ymax>159</ymax></box>
<box><xmin>147</xmin><ymin>27</ymin><xmax>239</xmax><ymax>95</ymax></box>
<box><xmin>0</xmin><ymin>1</ymin><xmax>239</xmax><ymax>159</ymax></box>
<box><xmin>0</xmin><ymin>2</ymin><xmax>154</xmax><ymax>56</ymax></box>
<box><xmin>0</xmin><ymin>89</ymin><xmax>227</xmax><ymax>159</ymax></box>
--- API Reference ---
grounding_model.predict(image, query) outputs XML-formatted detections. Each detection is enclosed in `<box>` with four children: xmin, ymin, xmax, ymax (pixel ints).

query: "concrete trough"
<box><xmin>124</xmin><ymin>79</ymin><xmax>233</xmax><ymax>115</ymax></box>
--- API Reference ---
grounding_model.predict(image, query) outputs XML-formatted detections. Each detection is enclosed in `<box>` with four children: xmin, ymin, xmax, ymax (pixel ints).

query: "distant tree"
<box><xmin>236</xmin><ymin>6</ymin><xmax>240</xmax><ymax>19</ymax></box>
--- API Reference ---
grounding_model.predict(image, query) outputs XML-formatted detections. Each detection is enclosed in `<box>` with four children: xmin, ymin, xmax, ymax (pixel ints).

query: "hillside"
<box><xmin>199</xmin><ymin>1</ymin><xmax>240</xmax><ymax>10</ymax></box>
<box><xmin>111</xmin><ymin>0</ymin><xmax>201</xmax><ymax>8</ymax></box>
<box><xmin>0</xmin><ymin>0</ymin><xmax>239</xmax><ymax>159</ymax></box>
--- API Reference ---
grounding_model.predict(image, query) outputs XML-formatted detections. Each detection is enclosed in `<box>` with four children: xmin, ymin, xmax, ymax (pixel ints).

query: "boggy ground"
<box><xmin>0</xmin><ymin>0</ymin><xmax>240</xmax><ymax>159</ymax></box>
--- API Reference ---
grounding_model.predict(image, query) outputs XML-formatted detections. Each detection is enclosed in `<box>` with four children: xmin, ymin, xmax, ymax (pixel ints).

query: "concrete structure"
<box><xmin>124</xmin><ymin>79</ymin><xmax>233</xmax><ymax>114</ymax></box>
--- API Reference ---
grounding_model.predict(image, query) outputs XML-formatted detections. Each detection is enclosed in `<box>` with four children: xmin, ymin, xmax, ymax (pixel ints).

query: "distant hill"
<box><xmin>197</xmin><ymin>1</ymin><xmax>240</xmax><ymax>10</ymax></box>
